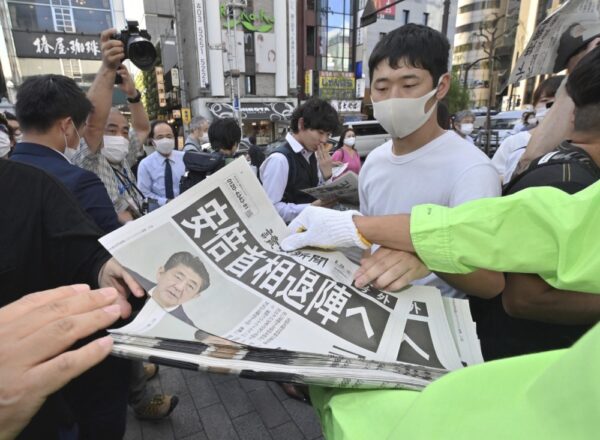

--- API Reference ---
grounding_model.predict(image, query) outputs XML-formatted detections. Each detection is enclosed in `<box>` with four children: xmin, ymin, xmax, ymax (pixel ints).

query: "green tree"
<box><xmin>446</xmin><ymin>73</ymin><xmax>471</xmax><ymax>115</ymax></box>
<box><xmin>138</xmin><ymin>45</ymin><xmax>167</xmax><ymax>121</ymax></box>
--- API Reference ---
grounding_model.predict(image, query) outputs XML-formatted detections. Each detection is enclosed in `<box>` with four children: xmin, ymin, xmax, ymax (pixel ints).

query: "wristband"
<box><xmin>127</xmin><ymin>90</ymin><xmax>142</xmax><ymax>103</ymax></box>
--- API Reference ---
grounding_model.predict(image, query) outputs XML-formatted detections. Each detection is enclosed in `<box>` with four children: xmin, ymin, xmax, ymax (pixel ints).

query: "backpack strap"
<box><xmin>503</xmin><ymin>142</ymin><xmax>600</xmax><ymax>195</ymax></box>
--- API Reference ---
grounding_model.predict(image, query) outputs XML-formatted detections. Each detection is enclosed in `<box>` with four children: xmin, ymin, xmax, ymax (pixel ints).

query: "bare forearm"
<box><xmin>85</xmin><ymin>65</ymin><xmax>116</xmax><ymax>152</ymax></box>
<box><xmin>353</xmin><ymin>214</ymin><xmax>414</xmax><ymax>252</ymax></box>
<box><xmin>516</xmin><ymin>91</ymin><xmax>574</xmax><ymax>175</ymax></box>
<box><xmin>503</xmin><ymin>274</ymin><xmax>600</xmax><ymax>325</ymax></box>
<box><xmin>129</xmin><ymin>102</ymin><xmax>150</xmax><ymax>143</ymax></box>
<box><xmin>436</xmin><ymin>269</ymin><xmax>504</xmax><ymax>299</ymax></box>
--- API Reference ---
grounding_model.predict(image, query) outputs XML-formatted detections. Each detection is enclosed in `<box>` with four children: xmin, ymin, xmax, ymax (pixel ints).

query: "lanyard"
<box><xmin>111</xmin><ymin>166</ymin><xmax>145</xmax><ymax>213</ymax></box>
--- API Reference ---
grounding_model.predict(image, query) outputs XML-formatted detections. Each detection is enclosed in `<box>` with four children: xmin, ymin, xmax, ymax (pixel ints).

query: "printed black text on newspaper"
<box><xmin>172</xmin><ymin>185</ymin><xmax>394</xmax><ymax>353</ymax></box>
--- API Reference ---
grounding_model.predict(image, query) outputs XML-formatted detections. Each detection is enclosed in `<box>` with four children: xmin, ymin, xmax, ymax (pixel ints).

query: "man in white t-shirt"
<box><xmin>359</xmin><ymin>24</ymin><xmax>504</xmax><ymax>299</ymax></box>
<box><xmin>491</xmin><ymin>131</ymin><xmax>532</xmax><ymax>184</ymax></box>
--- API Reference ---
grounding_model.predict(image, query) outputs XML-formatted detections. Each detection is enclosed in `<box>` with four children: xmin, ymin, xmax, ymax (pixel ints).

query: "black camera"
<box><xmin>112</xmin><ymin>20</ymin><xmax>157</xmax><ymax>82</ymax></box>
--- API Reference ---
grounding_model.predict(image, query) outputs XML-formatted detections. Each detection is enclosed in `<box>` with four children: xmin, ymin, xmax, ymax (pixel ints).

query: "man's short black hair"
<box><xmin>208</xmin><ymin>118</ymin><xmax>241</xmax><ymax>151</ymax></box>
<box><xmin>566</xmin><ymin>46</ymin><xmax>600</xmax><ymax>133</ymax></box>
<box><xmin>15</xmin><ymin>74</ymin><xmax>92</xmax><ymax>132</ymax></box>
<box><xmin>290</xmin><ymin>97</ymin><xmax>339</xmax><ymax>134</ymax></box>
<box><xmin>149</xmin><ymin>120</ymin><xmax>175</xmax><ymax>139</ymax></box>
<box><xmin>369</xmin><ymin>24</ymin><xmax>450</xmax><ymax>86</ymax></box>
<box><xmin>164</xmin><ymin>251</ymin><xmax>210</xmax><ymax>292</ymax></box>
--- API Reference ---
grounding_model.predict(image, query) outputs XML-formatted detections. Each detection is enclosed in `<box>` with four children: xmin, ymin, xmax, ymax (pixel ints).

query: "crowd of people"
<box><xmin>1</xmin><ymin>19</ymin><xmax>599</xmax><ymax>439</ymax></box>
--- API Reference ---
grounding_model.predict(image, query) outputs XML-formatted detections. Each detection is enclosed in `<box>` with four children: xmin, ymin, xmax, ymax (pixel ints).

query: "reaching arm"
<box><xmin>282</xmin><ymin>182</ymin><xmax>600</xmax><ymax>294</ymax></box>
<box><xmin>436</xmin><ymin>270</ymin><xmax>504</xmax><ymax>299</ymax></box>
<box><xmin>502</xmin><ymin>273</ymin><xmax>600</xmax><ymax>325</ymax></box>
<box><xmin>117</xmin><ymin>65</ymin><xmax>150</xmax><ymax>144</ymax></box>
<box><xmin>84</xmin><ymin>28</ymin><xmax>123</xmax><ymax>152</ymax></box>
<box><xmin>514</xmin><ymin>82</ymin><xmax>573</xmax><ymax>176</ymax></box>
<box><xmin>0</xmin><ymin>285</ymin><xmax>120</xmax><ymax>440</ymax></box>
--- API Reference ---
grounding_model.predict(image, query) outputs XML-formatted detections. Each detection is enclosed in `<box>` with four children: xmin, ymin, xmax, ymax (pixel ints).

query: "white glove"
<box><xmin>280</xmin><ymin>206</ymin><xmax>370</xmax><ymax>251</ymax></box>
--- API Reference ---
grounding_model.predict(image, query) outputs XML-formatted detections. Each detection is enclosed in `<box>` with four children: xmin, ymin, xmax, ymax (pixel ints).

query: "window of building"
<box><xmin>307</xmin><ymin>0</ymin><xmax>315</xmax><ymax>10</ymax></box>
<box><xmin>307</xmin><ymin>26</ymin><xmax>316</xmax><ymax>56</ymax></box>
<box><xmin>60</xmin><ymin>58</ymin><xmax>83</xmax><ymax>80</ymax></box>
<box><xmin>423</xmin><ymin>12</ymin><xmax>429</xmax><ymax>26</ymax></box>
<box><xmin>71</xmin><ymin>0</ymin><xmax>110</xmax><ymax>8</ymax></box>
<box><xmin>316</xmin><ymin>0</ymin><xmax>353</xmax><ymax>72</ymax></box>
<box><xmin>458</xmin><ymin>0</ymin><xmax>501</xmax><ymax>14</ymax></box>
<box><xmin>8</xmin><ymin>0</ymin><xmax>111</xmax><ymax>34</ymax></box>
<box><xmin>403</xmin><ymin>9</ymin><xmax>410</xmax><ymax>25</ymax></box>
<box><xmin>53</xmin><ymin>5</ymin><xmax>75</xmax><ymax>32</ymax></box>
<box><xmin>245</xmin><ymin>75</ymin><xmax>256</xmax><ymax>95</ymax></box>
<box><xmin>72</xmin><ymin>8</ymin><xmax>112</xmax><ymax>34</ymax></box>
<box><xmin>8</xmin><ymin>3</ymin><xmax>53</xmax><ymax>31</ymax></box>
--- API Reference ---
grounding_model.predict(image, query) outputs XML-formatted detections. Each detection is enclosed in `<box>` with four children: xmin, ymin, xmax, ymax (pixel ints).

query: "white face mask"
<box><xmin>102</xmin><ymin>135</ymin><xmax>129</xmax><ymax>164</ymax></box>
<box><xmin>460</xmin><ymin>123</ymin><xmax>474</xmax><ymax>135</ymax></box>
<box><xmin>527</xmin><ymin>117</ymin><xmax>539</xmax><ymax>126</ymax></box>
<box><xmin>64</xmin><ymin>120</ymin><xmax>81</xmax><ymax>151</ymax></box>
<box><xmin>15</xmin><ymin>134</ymin><xmax>23</xmax><ymax>143</ymax></box>
<box><xmin>154</xmin><ymin>137</ymin><xmax>175</xmax><ymax>155</ymax></box>
<box><xmin>143</xmin><ymin>144</ymin><xmax>155</xmax><ymax>156</ymax></box>
<box><xmin>344</xmin><ymin>136</ymin><xmax>356</xmax><ymax>147</ymax></box>
<box><xmin>373</xmin><ymin>87</ymin><xmax>438</xmax><ymax>139</ymax></box>
<box><xmin>200</xmin><ymin>133</ymin><xmax>209</xmax><ymax>144</ymax></box>
<box><xmin>534</xmin><ymin>106</ymin><xmax>548</xmax><ymax>123</ymax></box>
<box><xmin>0</xmin><ymin>131</ymin><xmax>10</xmax><ymax>158</ymax></box>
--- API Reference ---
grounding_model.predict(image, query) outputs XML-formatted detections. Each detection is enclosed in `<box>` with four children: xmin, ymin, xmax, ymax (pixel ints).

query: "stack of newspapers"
<box><xmin>104</xmin><ymin>159</ymin><xmax>482</xmax><ymax>391</ymax></box>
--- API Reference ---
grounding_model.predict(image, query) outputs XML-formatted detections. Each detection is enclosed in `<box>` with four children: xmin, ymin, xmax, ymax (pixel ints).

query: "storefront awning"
<box><xmin>206</xmin><ymin>101</ymin><xmax>295</xmax><ymax>121</ymax></box>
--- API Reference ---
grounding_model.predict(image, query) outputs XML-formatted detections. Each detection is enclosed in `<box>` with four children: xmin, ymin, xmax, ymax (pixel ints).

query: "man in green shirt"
<box><xmin>281</xmin><ymin>181</ymin><xmax>600</xmax><ymax>439</ymax></box>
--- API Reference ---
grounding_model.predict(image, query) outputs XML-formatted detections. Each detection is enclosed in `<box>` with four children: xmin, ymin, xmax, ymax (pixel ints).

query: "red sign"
<box><xmin>375</xmin><ymin>0</ymin><xmax>396</xmax><ymax>20</ymax></box>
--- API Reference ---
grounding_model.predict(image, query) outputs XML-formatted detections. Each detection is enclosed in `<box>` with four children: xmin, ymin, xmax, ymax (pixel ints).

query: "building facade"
<box><xmin>356</xmin><ymin>0</ymin><xmax>457</xmax><ymax>119</ymax></box>
<box><xmin>504</xmin><ymin>0</ymin><xmax>567</xmax><ymax>110</ymax></box>
<box><xmin>163</xmin><ymin>0</ymin><xmax>296</xmax><ymax>144</ymax></box>
<box><xmin>452</xmin><ymin>0</ymin><xmax>519</xmax><ymax>109</ymax></box>
<box><xmin>0</xmin><ymin>0</ymin><xmax>127</xmax><ymax>102</ymax></box>
<box><xmin>297</xmin><ymin>0</ymin><xmax>457</xmax><ymax>122</ymax></box>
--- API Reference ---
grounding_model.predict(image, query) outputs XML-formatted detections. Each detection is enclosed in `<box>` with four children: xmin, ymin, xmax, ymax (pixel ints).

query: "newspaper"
<box><xmin>509</xmin><ymin>0</ymin><xmax>600</xmax><ymax>84</ymax></box>
<box><xmin>102</xmin><ymin>158</ymin><xmax>482</xmax><ymax>389</ymax></box>
<box><xmin>302</xmin><ymin>172</ymin><xmax>359</xmax><ymax>206</ymax></box>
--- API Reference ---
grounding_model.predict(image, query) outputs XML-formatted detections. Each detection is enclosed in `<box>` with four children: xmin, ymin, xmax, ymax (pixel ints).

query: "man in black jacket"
<box><xmin>0</xmin><ymin>160</ymin><xmax>144</xmax><ymax>439</ymax></box>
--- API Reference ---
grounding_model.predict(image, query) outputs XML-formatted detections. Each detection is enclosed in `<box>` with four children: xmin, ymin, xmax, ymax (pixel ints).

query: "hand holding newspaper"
<box><xmin>102</xmin><ymin>158</ymin><xmax>483</xmax><ymax>390</ymax></box>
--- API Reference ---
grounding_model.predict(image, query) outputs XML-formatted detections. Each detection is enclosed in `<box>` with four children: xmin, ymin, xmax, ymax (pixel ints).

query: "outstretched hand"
<box><xmin>280</xmin><ymin>206</ymin><xmax>370</xmax><ymax>251</ymax></box>
<box><xmin>98</xmin><ymin>258</ymin><xmax>145</xmax><ymax>319</ymax></box>
<box><xmin>354</xmin><ymin>247</ymin><xmax>430</xmax><ymax>291</ymax></box>
<box><xmin>0</xmin><ymin>285</ymin><xmax>121</xmax><ymax>439</ymax></box>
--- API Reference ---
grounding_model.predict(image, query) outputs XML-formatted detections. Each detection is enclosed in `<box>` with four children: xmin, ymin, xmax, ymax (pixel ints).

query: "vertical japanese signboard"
<box><xmin>193</xmin><ymin>0</ymin><xmax>210</xmax><ymax>89</ymax></box>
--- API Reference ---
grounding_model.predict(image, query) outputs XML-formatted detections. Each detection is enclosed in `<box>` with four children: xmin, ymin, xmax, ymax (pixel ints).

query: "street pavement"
<box><xmin>125</xmin><ymin>366</ymin><xmax>325</xmax><ymax>440</ymax></box>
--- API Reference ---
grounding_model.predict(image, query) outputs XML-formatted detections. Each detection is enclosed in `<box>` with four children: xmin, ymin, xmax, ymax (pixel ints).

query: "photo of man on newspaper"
<box><xmin>149</xmin><ymin>251</ymin><xmax>211</xmax><ymax>326</ymax></box>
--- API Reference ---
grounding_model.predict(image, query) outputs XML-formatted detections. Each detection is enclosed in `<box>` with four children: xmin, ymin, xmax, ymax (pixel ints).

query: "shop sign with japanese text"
<box><xmin>12</xmin><ymin>30</ymin><xmax>101</xmax><ymax>60</ymax></box>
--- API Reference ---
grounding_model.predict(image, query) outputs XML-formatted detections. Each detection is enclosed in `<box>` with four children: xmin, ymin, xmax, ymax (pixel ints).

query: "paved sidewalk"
<box><xmin>125</xmin><ymin>366</ymin><xmax>325</xmax><ymax>440</ymax></box>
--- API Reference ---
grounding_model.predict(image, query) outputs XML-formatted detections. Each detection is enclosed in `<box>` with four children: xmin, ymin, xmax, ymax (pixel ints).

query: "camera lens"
<box><xmin>127</xmin><ymin>37</ymin><xmax>157</xmax><ymax>70</ymax></box>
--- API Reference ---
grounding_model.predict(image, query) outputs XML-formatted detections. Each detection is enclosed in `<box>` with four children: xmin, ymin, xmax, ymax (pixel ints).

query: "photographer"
<box><xmin>74</xmin><ymin>28</ymin><xmax>151</xmax><ymax>224</ymax></box>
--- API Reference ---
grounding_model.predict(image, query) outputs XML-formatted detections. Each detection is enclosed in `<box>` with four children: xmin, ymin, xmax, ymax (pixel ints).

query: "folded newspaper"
<box><xmin>103</xmin><ymin>158</ymin><xmax>483</xmax><ymax>390</ymax></box>
<box><xmin>302</xmin><ymin>171</ymin><xmax>359</xmax><ymax>206</ymax></box>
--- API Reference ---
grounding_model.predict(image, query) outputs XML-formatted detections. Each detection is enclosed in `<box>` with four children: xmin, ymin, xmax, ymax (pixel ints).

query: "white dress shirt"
<box><xmin>137</xmin><ymin>150</ymin><xmax>185</xmax><ymax>206</ymax></box>
<box><xmin>260</xmin><ymin>133</ymin><xmax>328</xmax><ymax>223</ymax></box>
